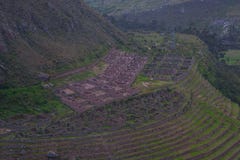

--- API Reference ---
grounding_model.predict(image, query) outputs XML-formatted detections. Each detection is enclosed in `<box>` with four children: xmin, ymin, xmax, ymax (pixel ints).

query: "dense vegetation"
<box><xmin>198</xmin><ymin>53</ymin><xmax>240</xmax><ymax>104</ymax></box>
<box><xmin>196</xmin><ymin>30</ymin><xmax>240</xmax><ymax>104</ymax></box>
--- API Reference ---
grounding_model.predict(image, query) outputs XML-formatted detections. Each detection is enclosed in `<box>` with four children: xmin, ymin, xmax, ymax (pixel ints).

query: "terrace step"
<box><xmin>115</xmin><ymin>116</ymin><xmax>214</xmax><ymax>159</ymax></box>
<box><xmin>210</xmin><ymin>138</ymin><xmax>240</xmax><ymax>160</ymax></box>
<box><xmin>114</xmin><ymin>115</ymin><xmax>211</xmax><ymax>158</ymax></box>
<box><xmin>227</xmin><ymin>147</ymin><xmax>240</xmax><ymax>160</ymax></box>
<box><xmin>142</xmin><ymin>121</ymin><xmax>230</xmax><ymax>160</ymax></box>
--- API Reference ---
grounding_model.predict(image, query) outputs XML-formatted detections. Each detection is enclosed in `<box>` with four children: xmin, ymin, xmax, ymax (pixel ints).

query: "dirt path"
<box><xmin>51</xmin><ymin>61</ymin><xmax>99</xmax><ymax>80</ymax></box>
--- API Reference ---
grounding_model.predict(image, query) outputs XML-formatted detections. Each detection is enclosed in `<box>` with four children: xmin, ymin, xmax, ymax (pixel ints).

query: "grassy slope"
<box><xmin>0</xmin><ymin>86</ymin><xmax>71</xmax><ymax>119</ymax></box>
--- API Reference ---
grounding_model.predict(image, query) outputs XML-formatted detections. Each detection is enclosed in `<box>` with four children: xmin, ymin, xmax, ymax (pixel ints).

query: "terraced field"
<box><xmin>1</xmin><ymin>102</ymin><xmax>239</xmax><ymax>160</ymax></box>
<box><xmin>1</xmin><ymin>34</ymin><xmax>240</xmax><ymax>160</ymax></box>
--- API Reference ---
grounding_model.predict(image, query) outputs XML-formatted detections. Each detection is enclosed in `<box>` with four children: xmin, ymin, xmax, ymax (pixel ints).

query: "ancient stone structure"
<box><xmin>56</xmin><ymin>49</ymin><xmax>147</xmax><ymax>113</ymax></box>
<box><xmin>143</xmin><ymin>54</ymin><xmax>194</xmax><ymax>81</ymax></box>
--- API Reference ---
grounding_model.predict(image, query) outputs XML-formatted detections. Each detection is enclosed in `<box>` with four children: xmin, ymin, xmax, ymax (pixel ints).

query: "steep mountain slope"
<box><xmin>85</xmin><ymin>0</ymin><xmax>240</xmax><ymax>58</ymax></box>
<box><xmin>85</xmin><ymin>0</ymin><xmax>240</xmax><ymax>46</ymax></box>
<box><xmin>94</xmin><ymin>0</ymin><xmax>240</xmax><ymax>31</ymax></box>
<box><xmin>0</xmin><ymin>0</ymin><xmax>125</xmax><ymax>86</ymax></box>
<box><xmin>85</xmin><ymin>0</ymin><xmax>193</xmax><ymax>15</ymax></box>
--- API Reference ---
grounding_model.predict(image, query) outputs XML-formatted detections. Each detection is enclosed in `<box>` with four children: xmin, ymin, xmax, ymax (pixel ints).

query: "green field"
<box><xmin>0</xmin><ymin>86</ymin><xmax>71</xmax><ymax>119</ymax></box>
<box><xmin>222</xmin><ymin>50</ymin><xmax>240</xmax><ymax>65</ymax></box>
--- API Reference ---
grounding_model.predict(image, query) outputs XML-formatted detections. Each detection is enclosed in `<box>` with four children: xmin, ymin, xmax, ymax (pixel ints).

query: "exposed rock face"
<box><xmin>46</xmin><ymin>151</ymin><xmax>58</xmax><ymax>159</ymax></box>
<box><xmin>0</xmin><ymin>0</ymin><xmax>125</xmax><ymax>86</ymax></box>
<box><xmin>38</xmin><ymin>72</ymin><xmax>50</xmax><ymax>81</ymax></box>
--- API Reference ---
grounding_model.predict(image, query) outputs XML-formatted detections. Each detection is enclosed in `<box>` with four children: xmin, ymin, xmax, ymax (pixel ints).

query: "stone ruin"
<box><xmin>56</xmin><ymin>49</ymin><xmax>147</xmax><ymax>113</ymax></box>
<box><xmin>143</xmin><ymin>54</ymin><xmax>194</xmax><ymax>81</ymax></box>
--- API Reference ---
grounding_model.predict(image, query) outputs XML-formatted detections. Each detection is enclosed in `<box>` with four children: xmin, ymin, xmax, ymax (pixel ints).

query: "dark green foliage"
<box><xmin>198</xmin><ymin>52</ymin><xmax>240</xmax><ymax>105</ymax></box>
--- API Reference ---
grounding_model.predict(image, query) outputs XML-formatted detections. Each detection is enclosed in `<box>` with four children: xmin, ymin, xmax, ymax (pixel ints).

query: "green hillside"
<box><xmin>0</xmin><ymin>0</ymin><xmax>125</xmax><ymax>86</ymax></box>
